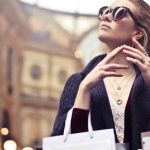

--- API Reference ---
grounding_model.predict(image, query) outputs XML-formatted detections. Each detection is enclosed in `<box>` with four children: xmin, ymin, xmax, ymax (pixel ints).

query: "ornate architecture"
<box><xmin>0</xmin><ymin>0</ymin><xmax>105</xmax><ymax>149</ymax></box>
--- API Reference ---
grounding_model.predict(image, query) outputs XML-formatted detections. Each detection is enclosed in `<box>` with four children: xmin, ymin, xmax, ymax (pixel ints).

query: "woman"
<box><xmin>51</xmin><ymin>0</ymin><xmax>150</xmax><ymax>149</ymax></box>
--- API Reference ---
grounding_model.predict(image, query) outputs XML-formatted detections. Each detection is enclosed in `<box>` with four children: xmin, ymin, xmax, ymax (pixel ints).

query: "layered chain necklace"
<box><xmin>106</xmin><ymin>70</ymin><xmax>136</xmax><ymax>106</ymax></box>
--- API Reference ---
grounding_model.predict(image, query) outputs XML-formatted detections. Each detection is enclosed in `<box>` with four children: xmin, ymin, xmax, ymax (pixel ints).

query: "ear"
<box><xmin>132</xmin><ymin>28</ymin><xmax>144</xmax><ymax>40</ymax></box>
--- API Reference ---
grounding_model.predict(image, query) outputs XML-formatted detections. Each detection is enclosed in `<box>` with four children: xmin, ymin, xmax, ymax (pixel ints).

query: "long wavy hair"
<box><xmin>129</xmin><ymin>0</ymin><xmax>150</xmax><ymax>56</ymax></box>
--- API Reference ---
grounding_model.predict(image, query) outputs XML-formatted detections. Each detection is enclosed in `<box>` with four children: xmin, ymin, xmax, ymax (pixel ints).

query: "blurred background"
<box><xmin>0</xmin><ymin>0</ymin><xmax>149</xmax><ymax>150</ymax></box>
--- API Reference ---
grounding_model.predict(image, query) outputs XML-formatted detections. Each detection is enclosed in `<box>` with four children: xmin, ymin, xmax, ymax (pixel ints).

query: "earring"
<box><xmin>136</xmin><ymin>36</ymin><xmax>141</xmax><ymax>39</ymax></box>
<box><xmin>132</xmin><ymin>42</ymin><xmax>135</xmax><ymax>48</ymax></box>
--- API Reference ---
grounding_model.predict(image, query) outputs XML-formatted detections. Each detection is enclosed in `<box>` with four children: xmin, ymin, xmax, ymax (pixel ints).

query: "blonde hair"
<box><xmin>129</xmin><ymin>0</ymin><xmax>150</xmax><ymax>56</ymax></box>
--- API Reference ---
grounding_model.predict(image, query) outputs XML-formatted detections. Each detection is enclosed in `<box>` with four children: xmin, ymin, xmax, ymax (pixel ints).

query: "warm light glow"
<box><xmin>22</xmin><ymin>147</ymin><xmax>33</xmax><ymax>150</ymax></box>
<box><xmin>74</xmin><ymin>50</ymin><xmax>82</xmax><ymax>59</ymax></box>
<box><xmin>1</xmin><ymin>128</ymin><xmax>9</xmax><ymax>135</ymax></box>
<box><xmin>20</xmin><ymin>0</ymin><xmax>150</xmax><ymax>14</ymax></box>
<box><xmin>3</xmin><ymin>140</ymin><xmax>17</xmax><ymax>150</ymax></box>
<box><xmin>20</xmin><ymin>0</ymin><xmax>117</xmax><ymax>14</ymax></box>
<box><xmin>20</xmin><ymin>0</ymin><xmax>36</xmax><ymax>4</ymax></box>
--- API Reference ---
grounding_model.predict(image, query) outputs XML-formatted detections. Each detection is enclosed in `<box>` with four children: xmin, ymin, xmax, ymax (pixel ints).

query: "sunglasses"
<box><xmin>98</xmin><ymin>6</ymin><xmax>144</xmax><ymax>28</ymax></box>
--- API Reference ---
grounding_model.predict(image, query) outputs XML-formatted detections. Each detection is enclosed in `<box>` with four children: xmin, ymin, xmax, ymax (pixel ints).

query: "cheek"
<box><xmin>98</xmin><ymin>21</ymin><xmax>136</xmax><ymax>43</ymax></box>
<box><xmin>112</xmin><ymin>22</ymin><xmax>135</xmax><ymax>40</ymax></box>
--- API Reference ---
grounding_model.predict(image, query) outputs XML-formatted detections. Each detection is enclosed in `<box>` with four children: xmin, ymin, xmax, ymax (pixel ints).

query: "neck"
<box><xmin>106</xmin><ymin>45</ymin><xmax>135</xmax><ymax>74</ymax></box>
<box><xmin>104</xmin><ymin>39</ymin><xmax>132</xmax><ymax>51</ymax></box>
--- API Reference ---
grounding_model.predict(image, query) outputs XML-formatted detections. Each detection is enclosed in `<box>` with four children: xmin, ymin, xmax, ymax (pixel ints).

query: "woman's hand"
<box><xmin>74</xmin><ymin>45</ymin><xmax>128</xmax><ymax>109</ymax></box>
<box><xmin>80</xmin><ymin>45</ymin><xmax>129</xmax><ymax>91</ymax></box>
<box><xmin>123</xmin><ymin>38</ymin><xmax>150</xmax><ymax>87</ymax></box>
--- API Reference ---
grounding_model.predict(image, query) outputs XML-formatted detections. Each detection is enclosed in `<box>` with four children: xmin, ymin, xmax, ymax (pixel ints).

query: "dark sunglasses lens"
<box><xmin>98</xmin><ymin>6</ymin><xmax>110</xmax><ymax>20</ymax></box>
<box><xmin>113</xmin><ymin>7</ymin><xmax>126</xmax><ymax>20</ymax></box>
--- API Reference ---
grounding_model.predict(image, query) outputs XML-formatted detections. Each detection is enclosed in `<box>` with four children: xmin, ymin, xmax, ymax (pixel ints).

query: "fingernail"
<box><xmin>126</xmin><ymin>57</ymin><xmax>130</xmax><ymax>60</ymax></box>
<box><xmin>123</xmin><ymin>50</ymin><xmax>129</xmax><ymax>53</ymax></box>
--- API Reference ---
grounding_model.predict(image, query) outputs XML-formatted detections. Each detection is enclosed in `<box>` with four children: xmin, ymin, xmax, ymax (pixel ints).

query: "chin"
<box><xmin>98</xmin><ymin>35</ymin><xmax>119</xmax><ymax>48</ymax></box>
<box><xmin>98</xmin><ymin>35</ymin><xmax>110</xmax><ymax>43</ymax></box>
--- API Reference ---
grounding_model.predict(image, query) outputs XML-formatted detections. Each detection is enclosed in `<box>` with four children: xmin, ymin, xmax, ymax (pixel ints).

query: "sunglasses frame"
<box><xmin>98</xmin><ymin>6</ymin><xmax>145</xmax><ymax>28</ymax></box>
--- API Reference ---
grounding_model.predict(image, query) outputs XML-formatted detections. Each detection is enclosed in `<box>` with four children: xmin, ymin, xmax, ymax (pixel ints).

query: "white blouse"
<box><xmin>108</xmin><ymin>96</ymin><xmax>125</xmax><ymax>143</ymax></box>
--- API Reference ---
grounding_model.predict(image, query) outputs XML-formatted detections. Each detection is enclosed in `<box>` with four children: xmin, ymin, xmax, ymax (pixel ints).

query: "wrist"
<box><xmin>79</xmin><ymin>80</ymin><xmax>91</xmax><ymax>92</ymax></box>
<box><xmin>73</xmin><ymin>82</ymin><xmax>91</xmax><ymax>109</ymax></box>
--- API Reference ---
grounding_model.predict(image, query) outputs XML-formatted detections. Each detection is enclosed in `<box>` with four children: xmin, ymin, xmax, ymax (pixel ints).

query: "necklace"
<box><xmin>106</xmin><ymin>72</ymin><xmax>136</xmax><ymax>105</ymax></box>
<box><xmin>109</xmin><ymin>70</ymin><xmax>134</xmax><ymax>91</ymax></box>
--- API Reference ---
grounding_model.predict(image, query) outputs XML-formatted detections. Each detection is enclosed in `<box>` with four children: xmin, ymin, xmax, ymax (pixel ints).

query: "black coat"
<box><xmin>51</xmin><ymin>54</ymin><xmax>150</xmax><ymax>150</ymax></box>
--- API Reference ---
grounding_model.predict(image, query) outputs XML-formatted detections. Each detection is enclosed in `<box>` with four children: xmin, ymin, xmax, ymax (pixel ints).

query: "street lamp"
<box><xmin>1</xmin><ymin>128</ymin><xmax>9</xmax><ymax>135</ymax></box>
<box><xmin>3</xmin><ymin>140</ymin><xmax>17</xmax><ymax>150</ymax></box>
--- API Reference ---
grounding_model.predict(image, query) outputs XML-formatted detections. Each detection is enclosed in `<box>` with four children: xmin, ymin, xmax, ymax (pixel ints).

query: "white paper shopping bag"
<box><xmin>43</xmin><ymin>108</ymin><xmax>116</xmax><ymax>150</ymax></box>
<box><xmin>141</xmin><ymin>131</ymin><xmax>150</xmax><ymax>150</ymax></box>
<box><xmin>43</xmin><ymin>129</ymin><xmax>116</xmax><ymax>150</ymax></box>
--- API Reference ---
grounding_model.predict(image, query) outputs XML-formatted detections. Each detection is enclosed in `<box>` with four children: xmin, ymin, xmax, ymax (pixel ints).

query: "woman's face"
<box><xmin>98</xmin><ymin>0</ymin><xmax>139</xmax><ymax>48</ymax></box>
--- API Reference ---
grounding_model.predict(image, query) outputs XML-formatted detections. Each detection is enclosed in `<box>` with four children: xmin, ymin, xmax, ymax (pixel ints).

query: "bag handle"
<box><xmin>63</xmin><ymin>108</ymin><xmax>93</xmax><ymax>142</ymax></box>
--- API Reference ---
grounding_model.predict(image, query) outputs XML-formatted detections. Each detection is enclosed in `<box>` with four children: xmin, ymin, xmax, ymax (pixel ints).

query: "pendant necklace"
<box><xmin>107</xmin><ymin>72</ymin><xmax>135</xmax><ymax>105</ymax></box>
<box><xmin>112</xmin><ymin>70</ymin><xmax>134</xmax><ymax>91</ymax></box>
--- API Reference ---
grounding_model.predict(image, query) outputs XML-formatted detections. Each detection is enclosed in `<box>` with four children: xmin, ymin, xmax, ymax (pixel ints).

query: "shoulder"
<box><xmin>65</xmin><ymin>73</ymin><xmax>83</xmax><ymax>85</ymax></box>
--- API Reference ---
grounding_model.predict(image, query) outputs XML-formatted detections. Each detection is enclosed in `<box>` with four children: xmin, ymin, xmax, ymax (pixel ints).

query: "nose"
<box><xmin>101</xmin><ymin>12</ymin><xmax>112</xmax><ymax>22</ymax></box>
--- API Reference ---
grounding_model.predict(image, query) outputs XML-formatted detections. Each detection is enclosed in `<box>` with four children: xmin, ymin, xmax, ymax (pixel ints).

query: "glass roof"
<box><xmin>20</xmin><ymin>0</ymin><xmax>150</xmax><ymax>15</ymax></box>
<box><xmin>20</xmin><ymin>0</ymin><xmax>116</xmax><ymax>14</ymax></box>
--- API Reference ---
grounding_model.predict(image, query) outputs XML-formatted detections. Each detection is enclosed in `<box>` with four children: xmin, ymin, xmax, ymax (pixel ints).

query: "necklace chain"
<box><xmin>109</xmin><ymin>70</ymin><xmax>134</xmax><ymax>91</ymax></box>
<box><xmin>107</xmin><ymin>71</ymin><xmax>136</xmax><ymax>105</ymax></box>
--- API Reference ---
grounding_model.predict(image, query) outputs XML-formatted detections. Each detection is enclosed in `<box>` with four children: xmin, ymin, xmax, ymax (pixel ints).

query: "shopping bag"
<box><xmin>43</xmin><ymin>108</ymin><xmax>116</xmax><ymax>150</ymax></box>
<box><xmin>141</xmin><ymin>131</ymin><xmax>150</xmax><ymax>150</ymax></box>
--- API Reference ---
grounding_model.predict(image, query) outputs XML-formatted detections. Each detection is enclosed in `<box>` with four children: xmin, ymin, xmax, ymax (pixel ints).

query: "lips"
<box><xmin>100</xmin><ymin>23</ymin><xmax>111</xmax><ymax>29</ymax></box>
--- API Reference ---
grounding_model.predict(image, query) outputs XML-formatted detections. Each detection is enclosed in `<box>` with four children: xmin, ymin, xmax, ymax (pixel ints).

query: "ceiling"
<box><xmin>20</xmin><ymin>0</ymin><xmax>116</xmax><ymax>14</ymax></box>
<box><xmin>20</xmin><ymin>0</ymin><xmax>150</xmax><ymax>15</ymax></box>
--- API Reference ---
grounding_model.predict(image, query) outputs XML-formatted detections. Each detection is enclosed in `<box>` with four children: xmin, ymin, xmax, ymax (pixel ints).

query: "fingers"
<box><xmin>103</xmin><ymin>63</ymin><xmax>129</xmax><ymax>71</ymax></box>
<box><xmin>102</xmin><ymin>46</ymin><xmax>124</xmax><ymax>64</ymax></box>
<box><xmin>103</xmin><ymin>71</ymin><xmax>123</xmax><ymax>77</ymax></box>
<box><xmin>123</xmin><ymin>45</ymin><xmax>146</xmax><ymax>58</ymax></box>
<box><xmin>132</xmin><ymin>38</ymin><xmax>145</xmax><ymax>53</ymax></box>
<box><xmin>122</xmin><ymin>41</ymin><xmax>149</xmax><ymax>71</ymax></box>
<box><xmin>123</xmin><ymin>48</ymin><xmax>146</xmax><ymax>71</ymax></box>
<box><xmin>132</xmin><ymin>39</ymin><xmax>149</xmax><ymax>56</ymax></box>
<box><xmin>123</xmin><ymin>49</ymin><xmax>143</xmax><ymax>61</ymax></box>
<box><xmin>126</xmin><ymin>57</ymin><xmax>146</xmax><ymax>71</ymax></box>
<box><xmin>100</xmin><ymin>63</ymin><xmax>128</xmax><ymax>78</ymax></box>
